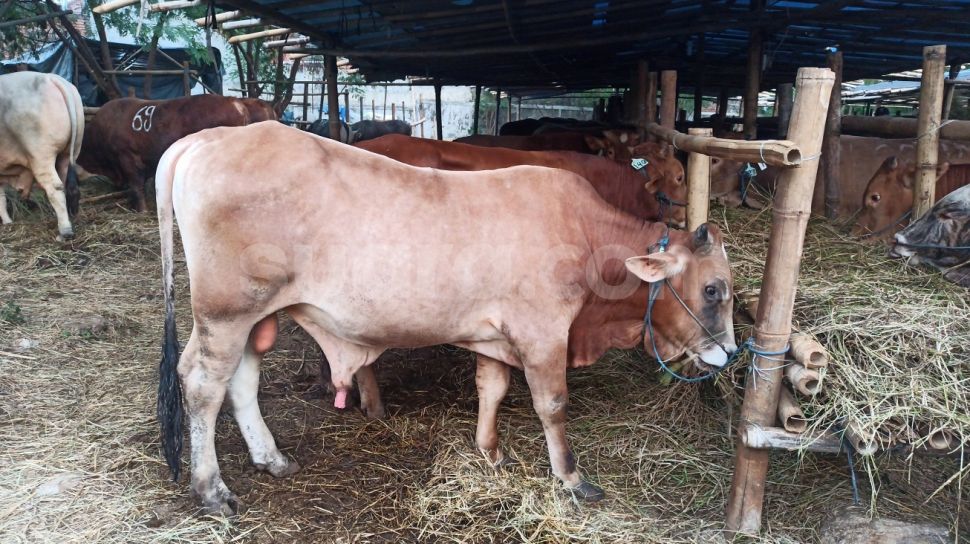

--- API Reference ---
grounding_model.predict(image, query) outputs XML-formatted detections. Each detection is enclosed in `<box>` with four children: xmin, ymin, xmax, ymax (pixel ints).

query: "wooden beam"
<box><xmin>92</xmin><ymin>0</ymin><xmax>139</xmax><ymax>14</ymax></box>
<box><xmin>724</xmin><ymin>67</ymin><xmax>834</xmax><ymax>537</ymax></box>
<box><xmin>914</xmin><ymin>45</ymin><xmax>947</xmax><ymax>220</ymax></box>
<box><xmin>821</xmin><ymin>50</ymin><xmax>843</xmax><ymax>218</ymax></box>
<box><xmin>194</xmin><ymin>10</ymin><xmax>241</xmax><ymax>26</ymax></box>
<box><xmin>228</xmin><ymin>27</ymin><xmax>291</xmax><ymax>44</ymax></box>
<box><xmin>645</xmin><ymin>123</ymin><xmax>801</xmax><ymax>167</ymax></box>
<box><xmin>660</xmin><ymin>70</ymin><xmax>677</xmax><ymax>129</ymax></box>
<box><xmin>326</xmin><ymin>54</ymin><xmax>340</xmax><ymax>141</ymax></box>
<box><xmin>686</xmin><ymin>128</ymin><xmax>712</xmax><ymax>231</ymax></box>
<box><xmin>839</xmin><ymin>115</ymin><xmax>970</xmax><ymax>140</ymax></box>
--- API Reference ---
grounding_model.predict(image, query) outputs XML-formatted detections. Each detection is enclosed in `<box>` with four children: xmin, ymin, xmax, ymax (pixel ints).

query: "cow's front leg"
<box><xmin>180</xmin><ymin>322</ymin><xmax>247</xmax><ymax>516</ymax></box>
<box><xmin>229</xmin><ymin>341</ymin><xmax>301</xmax><ymax>478</ymax></box>
<box><xmin>523</xmin><ymin>357</ymin><xmax>604</xmax><ymax>501</ymax></box>
<box><xmin>475</xmin><ymin>354</ymin><xmax>515</xmax><ymax>468</ymax></box>
<box><xmin>355</xmin><ymin>365</ymin><xmax>385</xmax><ymax>419</ymax></box>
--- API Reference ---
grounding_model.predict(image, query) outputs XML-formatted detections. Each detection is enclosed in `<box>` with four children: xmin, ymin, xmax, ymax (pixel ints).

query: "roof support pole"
<box><xmin>914</xmin><ymin>45</ymin><xmax>947</xmax><ymax>220</ymax></box>
<box><xmin>942</xmin><ymin>60</ymin><xmax>962</xmax><ymax>121</ymax></box>
<box><xmin>724</xmin><ymin>67</ymin><xmax>834</xmax><ymax>538</ymax></box>
<box><xmin>435</xmin><ymin>83</ymin><xmax>443</xmax><ymax>140</ymax></box>
<box><xmin>646</xmin><ymin>71</ymin><xmax>658</xmax><ymax>127</ymax></box>
<box><xmin>820</xmin><ymin>50</ymin><xmax>843</xmax><ymax>218</ymax></box>
<box><xmin>635</xmin><ymin>60</ymin><xmax>649</xmax><ymax>139</ymax></box>
<box><xmin>743</xmin><ymin>28</ymin><xmax>763</xmax><ymax>139</ymax></box>
<box><xmin>326</xmin><ymin>54</ymin><xmax>340</xmax><ymax>141</ymax></box>
<box><xmin>494</xmin><ymin>89</ymin><xmax>502</xmax><ymax>136</ymax></box>
<box><xmin>693</xmin><ymin>34</ymin><xmax>705</xmax><ymax>124</ymax></box>
<box><xmin>507</xmin><ymin>92</ymin><xmax>513</xmax><ymax>124</ymax></box>
<box><xmin>660</xmin><ymin>70</ymin><xmax>677</xmax><ymax>129</ymax></box>
<box><xmin>472</xmin><ymin>84</ymin><xmax>482</xmax><ymax>135</ymax></box>
<box><xmin>775</xmin><ymin>83</ymin><xmax>793</xmax><ymax>139</ymax></box>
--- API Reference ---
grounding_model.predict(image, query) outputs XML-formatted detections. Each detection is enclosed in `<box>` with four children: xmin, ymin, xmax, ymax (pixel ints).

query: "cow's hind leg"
<box><xmin>355</xmin><ymin>365</ymin><xmax>385</xmax><ymax>419</ymax></box>
<box><xmin>180</xmin><ymin>320</ymin><xmax>250</xmax><ymax>516</ymax></box>
<box><xmin>0</xmin><ymin>188</ymin><xmax>11</xmax><ymax>224</ymax></box>
<box><xmin>475</xmin><ymin>354</ymin><xmax>515</xmax><ymax>468</ymax></box>
<box><xmin>229</xmin><ymin>341</ymin><xmax>301</xmax><ymax>478</ymax></box>
<box><xmin>523</xmin><ymin>349</ymin><xmax>604</xmax><ymax>502</ymax></box>
<box><xmin>30</xmin><ymin>162</ymin><xmax>73</xmax><ymax>239</ymax></box>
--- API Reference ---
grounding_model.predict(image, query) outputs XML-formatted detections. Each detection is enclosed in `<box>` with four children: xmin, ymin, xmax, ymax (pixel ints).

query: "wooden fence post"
<box><xmin>494</xmin><ymin>89</ymin><xmax>502</xmax><ymax>135</ymax></box>
<box><xmin>472</xmin><ymin>84</ymin><xmax>482</xmax><ymax>135</ymax></box>
<box><xmin>914</xmin><ymin>45</ymin><xmax>947</xmax><ymax>220</ymax></box>
<box><xmin>821</xmin><ymin>50</ymin><xmax>843</xmax><ymax>218</ymax></box>
<box><xmin>724</xmin><ymin>67</ymin><xmax>834</xmax><ymax>537</ymax></box>
<box><xmin>660</xmin><ymin>70</ymin><xmax>677</xmax><ymax>129</ymax></box>
<box><xmin>776</xmin><ymin>83</ymin><xmax>794</xmax><ymax>139</ymax></box>
<box><xmin>686</xmin><ymin>127</ymin><xmax>712</xmax><ymax>230</ymax></box>
<box><xmin>647</xmin><ymin>71</ymin><xmax>658</xmax><ymax>125</ymax></box>
<box><xmin>635</xmin><ymin>60</ymin><xmax>649</xmax><ymax>137</ymax></box>
<box><xmin>942</xmin><ymin>61</ymin><xmax>962</xmax><ymax>120</ymax></box>
<box><xmin>743</xmin><ymin>28</ymin><xmax>763</xmax><ymax>139</ymax></box>
<box><xmin>181</xmin><ymin>61</ymin><xmax>191</xmax><ymax>96</ymax></box>
<box><xmin>325</xmin><ymin>54</ymin><xmax>340</xmax><ymax>140</ymax></box>
<box><xmin>435</xmin><ymin>83</ymin><xmax>444</xmax><ymax>140</ymax></box>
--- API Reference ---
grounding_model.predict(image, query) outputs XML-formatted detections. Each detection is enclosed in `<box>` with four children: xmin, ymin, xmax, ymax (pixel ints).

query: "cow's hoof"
<box><xmin>568</xmin><ymin>481</ymin><xmax>605</xmax><ymax>502</ymax></box>
<box><xmin>493</xmin><ymin>455</ymin><xmax>519</xmax><ymax>471</ymax></box>
<box><xmin>56</xmin><ymin>231</ymin><xmax>75</xmax><ymax>242</ymax></box>
<box><xmin>361</xmin><ymin>402</ymin><xmax>386</xmax><ymax>420</ymax></box>
<box><xmin>197</xmin><ymin>489</ymin><xmax>241</xmax><ymax>517</ymax></box>
<box><xmin>256</xmin><ymin>457</ymin><xmax>301</xmax><ymax>478</ymax></box>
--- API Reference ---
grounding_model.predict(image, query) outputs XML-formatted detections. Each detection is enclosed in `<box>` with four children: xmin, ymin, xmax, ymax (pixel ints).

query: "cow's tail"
<box><xmin>155</xmin><ymin>139</ymin><xmax>193</xmax><ymax>481</ymax></box>
<box><xmin>49</xmin><ymin>75</ymin><xmax>84</xmax><ymax>218</ymax></box>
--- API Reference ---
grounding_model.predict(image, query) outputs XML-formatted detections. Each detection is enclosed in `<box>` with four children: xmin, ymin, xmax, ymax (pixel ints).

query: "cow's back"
<box><xmin>454</xmin><ymin>133</ymin><xmax>591</xmax><ymax>154</ymax></box>
<box><xmin>0</xmin><ymin>72</ymin><xmax>75</xmax><ymax>170</ymax></box>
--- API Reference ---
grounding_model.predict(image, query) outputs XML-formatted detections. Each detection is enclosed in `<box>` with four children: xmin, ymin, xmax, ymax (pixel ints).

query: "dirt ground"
<box><xmin>0</xmin><ymin>192</ymin><xmax>966</xmax><ymax>543</ymax></box>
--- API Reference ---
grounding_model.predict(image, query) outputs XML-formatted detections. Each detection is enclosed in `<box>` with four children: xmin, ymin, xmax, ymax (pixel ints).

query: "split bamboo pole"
<box><xmin>228</xmin><ymin>28</ymin><xmax>291</xmax><ymax>44</ymax></box>
<box><xmin>326</xmin><ymin>54</ymin><xmax>340</xmax><ymax>141</ymax></box>
<box><xmin>194</xmin><ymin>10</ymin><xmax>240</xmax><ymax>26</ymax></box>
<box><xmin>724</xmin><ymin>67</ymin><xmax>834</xmax><ymax>537</ymax></box>
<box><xmin>645</xmin><ymin>123</ymin><xmax>800</xmax><ymax>167</ymax></box>
<box><xmin>686</xmin><ymin>127</ymin><xmax>712</xmax><ymax>230</ymax></box>
<box><xmin>776</xmin><ymin>83</ymin><xmax>793</xmax><ymax>139</ymax></box>
<box><xmin>914</xmin><ymin>45</ymin><xmax>947</xmax><ymax>220</ymax></box>
<box><xmin>821</xmin><ymin>50</ymin><xmax>842</xmax><ymax>219</ymax></box>
<box><xmin>777</xmin><ymin>388</ymin><xmax>807</xmax><ymax>433</ymax></box>
<box><xmin>660</xmin><ymin>70</ymin><xmax>677</xmax><ymax>129</ymax></box>
<box><xmin>93</xmin><ymin>0</ymin><xmax>139</xmax><ymax>14</ymax></box>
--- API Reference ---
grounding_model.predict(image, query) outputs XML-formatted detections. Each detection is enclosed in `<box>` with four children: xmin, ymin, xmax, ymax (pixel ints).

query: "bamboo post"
<box><xmin>194</xmin><ymin>10</ymin><xmax>240</xmax><ymax>26</ymax></box>
<box><xmin>686</xmin><ymin>128</ymin><xmax>712</xmax><ymax>230</ymax></box>
<box><xmin>181</xmin><ymin>61</ymin><xmax>191</xmax><ymax>96</ymax></box>
<box><xmin>821</xmin><ymin>50</ymin><xmax>843</xmax><ymax>218</ymax></box>
<box><xmin>776</xmin><ymin>83</ymin><xmax>794</xmax><ymax>139</ymax></box>
<box><xmin>724</xmin><ymin>67</ymin><xmax>834</xmax><ymax>537</ymax></box>
<box><xmin>391</xmin><ymin>102</ymin><xmax>396</xmax><ymax>120</ymax></box>
<box><xmin>326</xmin><ymin>55</ymin><xmax>340</xmax><ymax>140</ymax></box>
<box><xmin>942</xmin><ymin>62</ymin><xmax>962</xmax><ymax>120</ymax></box>
<box><xmin>507</xmin><ymin>93</ymin><xmax>513</xmax><ymax>124</ymax></box>
<box><xmin>694</xmin><ymin>34</ymin><xmax>706</xmax><ymax>123</ymax></box>
<box><xmin>149</xmin><ymin>0</ymin><xmax>201</xmax><ymax>12</ymax></box>
<box><xmin>228</xmin><ymin>28</ymin><xmax>292</xmax><ymax>44</ymax></box>
<box><xmin>743</xmin><ymin>29</ymin><xmax>763</xmax><ymax>139</ymax></box>
<box><xmin>914</xmin><ymin>45</ymin><xmax>947</xmax><ymax>220</ymax></box>
<box><xmin>92</xmin><ymin>0</ymin><xmax>139</xmax><ymax>14</ymax></box>
<box><xmin>435</xmin><ymin>83</ymin><xmax>443</xmax><ymax>140</ymax></box>
<box><xmin>494</xmin><ymin>89</ymin><xmax>501</xmax><ymax>136</ymax></box>
<box><xmin>647</xmin><ymin>72</ymin><xmax>658</xmax><ymax>125</ymax></box>
<box><xmin>660</xmin><ymin>70</ymin><xmax>677</xmax><ymax>129</ymax></box>
<box><xmin>645</xmin><ymin>124</ymin><xmax>800</xmax><ymax>166</ymax></box>
<box><xmin>221</xmin><ymin>18</ymin><xmax>263</xmax><ymax>31</ymax></box>
<box><xmin>635</xmin><ymin>60</ymin><xmax>649</xmax><ymax>138</ymax></box>
<box><xmin>472</xmin><ymin>84</ymin><xmax>482</xmax><ymax>135</ymax></box>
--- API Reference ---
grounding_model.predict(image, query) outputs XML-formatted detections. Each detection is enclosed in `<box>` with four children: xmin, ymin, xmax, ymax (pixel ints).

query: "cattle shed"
<box><xmin>2</xmin><ymin>1</ymin><xmax>970</xmax><ymax>542</ymax></box>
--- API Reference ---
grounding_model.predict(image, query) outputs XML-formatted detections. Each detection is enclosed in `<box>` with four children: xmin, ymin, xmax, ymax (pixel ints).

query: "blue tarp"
<box><xmin>1</xmin><ymin>38</ymin><xmax>223</xmax><ymax>106</ymax></box>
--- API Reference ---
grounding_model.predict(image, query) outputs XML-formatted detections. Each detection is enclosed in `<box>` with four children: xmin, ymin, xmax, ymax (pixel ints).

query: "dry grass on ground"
<box><xmin>0</xmin><ymin>187</ymin><xmax>966</xmax><ymax>543</ymax></box>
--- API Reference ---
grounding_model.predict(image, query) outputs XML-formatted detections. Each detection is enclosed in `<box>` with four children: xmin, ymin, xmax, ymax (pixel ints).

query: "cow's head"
<box><xmin>852</xmin><ymin>156</ymin><xmax>950</xmax><ymax>238</ymax></box>
<box><xmin>630</xmin><ymin>142</ymin><xmax>687</xmax><ymax>228</ymax></box>
<box><xmin>584</xmin><ymin>130</ymin><xmax>641</xmax><ymax>162</ymax></box>
<box><xmin>625</xmin><ymin>224</ymin><xmax>737</xmax><ymax>367</ymax></box>
<box><xmin>889</xmin><ymin>185</ymin><xmax>970</xmax><ymax>287</ymax></box>
<box><xmin>709</xmin><ymin>157</ymin><xmax>745</xmax><ymax>197</ymax></box>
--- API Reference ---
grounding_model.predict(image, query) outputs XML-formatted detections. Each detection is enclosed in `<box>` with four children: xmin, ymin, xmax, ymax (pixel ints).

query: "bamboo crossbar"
<box><xmin>228</xmin><ymin>27</ymin><xmax>291</xmax><ymax>44</ymax></box>
<box><xmin>103</xmin><ymin>69</ymin><xmax>197</xmax><ymax>75</ymax></box>
<box><xmin>93</xmin><ymin>0</ymin><xmax>140</xmax><ymax>14</ymax></box>
<box><xmin>194</xmin><ymin>10</ymin><xmax>241</xmax><ymax>26</ymax></box>
<box><xmin>264</xmin><ymin>37</ymin><xmax>310</xmax><ymax>48</ymax></box>
<box><xmin>741</xmin><ymin>424</ymin><xmax>961</xmax><ymax>458</ymax></box>
<box><xmin>148</xmin><ymin>0</ymin><xmax>201</xmax><ymax>12</ymax></box>
<box><xmin>221</xmin><ymin>18</ymin><xmax>263</xmax><ymax>30</ymax></box>
<box><xmin>646</xmin><ymin>123</ymin><xmax>801</xmax><ymax>167</ymax></box>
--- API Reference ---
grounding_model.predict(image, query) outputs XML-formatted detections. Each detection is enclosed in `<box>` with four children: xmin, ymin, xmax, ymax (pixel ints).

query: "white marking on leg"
<box><xmin>0</xmin><ymin>189</ymin><xmax>11</xmax><ymax>224</ymax></box>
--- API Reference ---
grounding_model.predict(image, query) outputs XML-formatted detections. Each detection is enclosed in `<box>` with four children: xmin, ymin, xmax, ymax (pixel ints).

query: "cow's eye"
<box><xmin>712</xmin><ymin>158</ymin><xmax>721</xmax><ymax>165</ymax></box>
<box><xmin>677</xmin><ymin>174</ymin><xmax>684</xmax><ymax>183</ymax></box>
<box><xmin>704</xmin><ymin>285</ymin><xmax>718</xmax><ymax>299</ymax></box>
<box><xmin>870</xmin><ymin>193</ymin><xmax>881</xmax><ymax>204</ymax></box>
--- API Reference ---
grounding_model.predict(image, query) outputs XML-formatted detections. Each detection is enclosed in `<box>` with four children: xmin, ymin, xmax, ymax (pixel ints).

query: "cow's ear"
<box><xmin>584</xmin><ymin>135</ymin><xmax>608</xmax><ymax>151</ymax></box>
<box><xmin>625</xmin><ymin>246</ymin><xmax>689</xmax><ymax>282</ymax></box>
<box><xmin>884</xmin><ymin>155</ymin><xmax>899</xmax><ymax>171</ymax></box>
<box><xmin>644</xmin><ymin>179</ymin><xmax>659</xmax><ymax>192</ymax></box>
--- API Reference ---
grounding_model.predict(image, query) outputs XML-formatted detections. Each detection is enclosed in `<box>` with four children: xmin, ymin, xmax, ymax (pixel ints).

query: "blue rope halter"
<box><xmin>639</xmin><ymin>228</ymin><xmax>789</xmax><ymax>383</ymax></box>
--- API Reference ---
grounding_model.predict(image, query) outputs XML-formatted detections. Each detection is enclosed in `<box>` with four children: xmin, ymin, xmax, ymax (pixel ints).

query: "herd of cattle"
<box><xmin>1</xmin><ymin>71</ymin><xmax>968</xmax><ymax>515</ymax></box>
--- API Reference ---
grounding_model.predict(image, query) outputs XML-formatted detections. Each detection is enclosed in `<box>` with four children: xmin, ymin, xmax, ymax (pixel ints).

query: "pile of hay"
<box><xmin>719</xmin><ymin>203</ymin><xmax>969</xmax><ymax>484</ymax></box>
<box><xmin>0</xmin><ymin>190</ymin><xmax>966</xmax><ymax>542</ymax></box>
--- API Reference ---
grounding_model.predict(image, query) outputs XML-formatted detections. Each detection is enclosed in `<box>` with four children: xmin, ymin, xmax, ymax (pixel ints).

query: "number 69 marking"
<box><xmin>132</xmin><ymin>105</ymin><xmax>157</xmax><ymax>132</ymax></box>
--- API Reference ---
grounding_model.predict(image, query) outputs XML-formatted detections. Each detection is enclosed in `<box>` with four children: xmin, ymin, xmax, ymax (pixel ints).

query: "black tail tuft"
<box><xmin>158</xmin><ymin>286</ymin><xmax>183</xmax><ymax>481</ymax></box>
<box><xmin>66</xmin><ymin>164</ymin><xmax>80</xmax><ymax>218</ymax></box>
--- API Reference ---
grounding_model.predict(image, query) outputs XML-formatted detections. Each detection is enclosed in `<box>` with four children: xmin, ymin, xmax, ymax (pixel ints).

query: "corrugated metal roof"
<box><xmin>215</xmin><ymin>0</ymin><xmax>970</xmax><ymax>92</ymax></box>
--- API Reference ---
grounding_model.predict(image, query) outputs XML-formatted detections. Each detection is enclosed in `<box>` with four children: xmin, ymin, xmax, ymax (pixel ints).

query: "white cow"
<box><xmin>0</xmin><ymin>72</ymin><xmax>84</xmax><ymax>239</ymax></box>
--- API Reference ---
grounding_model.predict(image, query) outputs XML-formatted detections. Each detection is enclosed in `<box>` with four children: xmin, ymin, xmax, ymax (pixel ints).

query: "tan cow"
<box><xmin>0</xmin><ymin>72</ymin><xmax>84</xmax><ymax>239</ymax></box>
<box><xmin>155</xmin><ymin>122</ymin><xmax>737</xmax><ymax>515</ymax></box>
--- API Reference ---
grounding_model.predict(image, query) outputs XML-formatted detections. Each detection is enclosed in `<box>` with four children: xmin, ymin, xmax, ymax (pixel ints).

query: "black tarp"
<box><xmin>1</xmin><ymin>38</ymin><xmax>223</xmax><ymax>106</ymax></box>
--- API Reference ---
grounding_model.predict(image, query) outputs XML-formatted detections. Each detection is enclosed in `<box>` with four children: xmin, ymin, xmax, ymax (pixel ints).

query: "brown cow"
<box><xmin>0</xmin><ymin>72</ymin><xmax>84</xmax><ymax>239</ymax></box>
<box><xmin>155</xmin><ymin>121</ymin><xmax>736</xmax><ymax>514</ymax></box>
<box><xmin>78</xmin><ymin>95</ymin><xmax>273</xmax><ymax>211</ymax></box>
<box><xmin>356</xmin><ymin>134</ymin><xmax>686</xmax><ymax>227</ymax></box>
<box><xmin>455</xmin><ymin>132</ymin><xmax>598</xmax><ymax>154</ymax></box>
<box><xmin>852</xmin><ymin>157</ymin><xmax>954</xmax><ymax>239</ymax></box>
